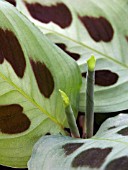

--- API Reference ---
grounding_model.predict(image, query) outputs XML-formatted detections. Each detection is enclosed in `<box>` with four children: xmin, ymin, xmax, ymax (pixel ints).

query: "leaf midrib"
<box><xmin>39</xmin><ymin>25</ymin><xmax>128</xmax><ymax>69</ymax></box>
<box><xmin>0</xmin><ymin>71</ymin><xmax>64</xmax><ymax>130</ymax></box>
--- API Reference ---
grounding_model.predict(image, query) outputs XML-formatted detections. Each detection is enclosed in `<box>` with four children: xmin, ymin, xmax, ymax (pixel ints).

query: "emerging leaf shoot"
<box><xmin>59</xmin><ymin>90</ymin><xmax>80</xmax><ymax>138</ymax></box>
<box><xmin>87</xmin><ymin>55</ymin><xmax>96</xmax><ymax>72</ymax></box>
<box><xmin>84</xmin><ymin>55</ymin><xmax>96</xmax><ymax>138</ymax></box>
<box><xmin>59</xmin><ymin>89</ymin><xmax>70</xmax><ymax>107</ymax></box>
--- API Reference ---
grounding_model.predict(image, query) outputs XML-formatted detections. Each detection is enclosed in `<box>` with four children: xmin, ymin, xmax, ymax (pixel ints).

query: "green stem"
<box><xmin>59</xmin><ymin>90</ymin><xmax>80</xmax><ymax>138</ymax></box>
<box><xmin>84</xmin><ymin>56</ymin><xmax>96</xmax><ymax>138</ymax></box>
<box><xmin>85</xmin><ymin>70</ymin><xmax>95</xmax><ymax>138</ymax></box>
<box><xmin>65</xmin><ymin>105</ymin><xmax>80</xmax><ymax>138</ymax></box>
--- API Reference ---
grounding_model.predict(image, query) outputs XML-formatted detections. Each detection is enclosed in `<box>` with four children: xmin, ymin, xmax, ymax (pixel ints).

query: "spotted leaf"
<box><xmin>0</xmin><ymin>1</ymin><xmax>81</xmax><ymax>168</ymax></box>
<box><xmin>28</xmin><ymin>114</ymin><xmax>128</xmax><ymax>170</ymax></box>
<box><xmin>17</xmin><ymin>0</ymin><xmax>128</xmax><ymax>112</ymax></box>
<box><xmin>5</xmin><ymin>0</ymin><xmax>16</xmax><ymax>6</ymax></box>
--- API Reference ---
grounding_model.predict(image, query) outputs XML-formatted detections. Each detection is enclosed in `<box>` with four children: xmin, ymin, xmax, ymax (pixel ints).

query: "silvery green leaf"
<box><xmin>28</xmin><ymin>114</ymin><xmax>128</xmax><ymax>170</ymax></box>
<box><xmin>16</xmin><ymin>0</ymin><xmax>128</xmax><ymax>112</ymax></box>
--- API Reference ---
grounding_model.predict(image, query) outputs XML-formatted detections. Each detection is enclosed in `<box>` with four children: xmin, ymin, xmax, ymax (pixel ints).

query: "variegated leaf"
<box><xmin>15</xmin><ymin>0</ymin><xmax>128</xmax><ymax>112</ymax></box>
<box><xmin>28</xmin><ymin>114</ymin><xmax>128</xmax><ymax>170</ymax></box>
<box><xmin>0</xmin><ymin>1</ymin><xmax>81</xmax><ymax>167</ymax></box>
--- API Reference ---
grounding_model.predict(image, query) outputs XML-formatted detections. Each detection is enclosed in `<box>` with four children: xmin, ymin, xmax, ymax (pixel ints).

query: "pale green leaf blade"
<box><xmin>17</xmin><ymin>0</ymin><xmax>128</xmax><ymax>112</ymax></box>
<box><xmin>28</xmin><ymin>114</ymin><xmax>128</xmax><ymax>170</ymax></box>
<box><xmin>0</xmin><ymin>1</ymin><xmax>81</xmax><ymax>167</ymax></box>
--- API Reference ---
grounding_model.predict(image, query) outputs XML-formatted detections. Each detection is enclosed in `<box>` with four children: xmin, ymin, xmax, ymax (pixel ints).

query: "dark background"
<box><xmin>0</xmin><ymin>166</ymin><xmax>27</xmax><ymax>170</ymax></box>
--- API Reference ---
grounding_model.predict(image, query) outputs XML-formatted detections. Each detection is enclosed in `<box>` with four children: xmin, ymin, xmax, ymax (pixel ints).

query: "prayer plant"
<box><xmin>0</xmin><ymin>0</ymin><xmax>128</xmax><ymax>170</ymax></box>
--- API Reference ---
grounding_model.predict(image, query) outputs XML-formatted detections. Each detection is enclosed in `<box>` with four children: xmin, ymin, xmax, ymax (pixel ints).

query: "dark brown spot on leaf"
<box><xmin>117</xmin><ymin>127</ymin><xmax>128</xmax><ymax>136</ymax></box>
<box><xmin>25</xmin><ymin>2</ymin><xmax>72</xmax><ymax>28</ymax></box>
<box><xmin>108</xmin><ymin>126</ymin><xmax>116</xmax><ymax>130</ymax></box>
<box><xmin>5</xmin><ymin>0</ymin><xmax>16</xmax><ymax>6</ymax></box>
<box><xmin>30</xmin><ymin>60</ymin><xmax>54</xmax><ymax>98</ymax></box>
<box><xmin>0</xmin><ymin>104</ymin><xmax>30</xmax><ymax>134</ymax></box>
<box><xmin>0</xmin><ymin>29</ymin><xmax>26</xmax><ymax>78</ymax></box>
<box><xmin>105</xmin><ymin>156</ymin><xmax>128</xmax><ymax>170</ymax></box>
<box><xmin>72</xmin><ymin>147</ymin><xmax>112</xmax><ymax>168</ymax></box>
<box><xmin>56</xmin><ymin>43</ymin><xmax>80</xmax><ymax>60</ymax></box>
<box><xmin>95</xmin><ymin>70</ymin><xmax>118</xmax><ymax>86</ymax></box>
<box><xmin>79</xmin><ymin>16</ymin><xmax>114</xmax><ymax>42</ymax></box>
<box><xmin>82</xmin><ymin>70</ymin><xmax>118</xmax><ymax>86</ymax></box>
<box><xmin>125</xmin><ymin>36</ymin><xmax>128</xmax><ymax>42</ymax></box>
<box><xmin>63</xmin><ymin>143</ymin><xmax>84</xmax><ymax>155</ymax></box>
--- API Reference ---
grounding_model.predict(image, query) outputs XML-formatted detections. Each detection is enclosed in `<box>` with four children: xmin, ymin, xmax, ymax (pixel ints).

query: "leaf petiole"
<box><xmin>84</xmin><ymin>55</ymin><xmax>96</xmax><ymax>138</ymax></box>
<box><xmin>59</xmin><ymin>90</ymin><xmax>80</xmax><ymax>138</ymax></box>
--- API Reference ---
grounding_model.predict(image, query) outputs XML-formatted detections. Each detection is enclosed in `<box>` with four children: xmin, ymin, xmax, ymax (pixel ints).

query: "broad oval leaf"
<box><xmin>16</xmin><ymin>0</ymin><xmax>128</xmax><ymax>112</ymax></box>
<box><xmin>28</xmin><ymin>114</ymin><xmax>128</xmax><ymax>170</ymax></box>
<box><xmin>0</xmin><ymin>1</ymin><xmax>81</xmax><ymax>168</ymax></box>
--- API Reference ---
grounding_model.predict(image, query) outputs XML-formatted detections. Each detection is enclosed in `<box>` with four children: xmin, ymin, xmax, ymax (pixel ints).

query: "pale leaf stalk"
<box><xmin>59</xmin><ymin>90</ymin><xmax>80</xmax><ymax>138</ymax></box>
<box><xmin>84</xmin><ymin>56</ymin><xmax>96</xmax><ymax>138</ymax></box>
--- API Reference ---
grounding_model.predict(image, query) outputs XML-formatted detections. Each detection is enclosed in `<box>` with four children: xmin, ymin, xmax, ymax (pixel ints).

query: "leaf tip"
<box><xmin>59</xmin><ymin>89</ymin><xmax>70</xmax><ymax>107</ymax></box>
<box><xmin>87</xmin><ymin>55</ymin><xmax>96</xmax><ymax>71</ymax></box>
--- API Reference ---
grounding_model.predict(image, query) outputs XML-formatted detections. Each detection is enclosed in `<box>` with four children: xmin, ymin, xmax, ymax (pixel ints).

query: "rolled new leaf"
<box><xmin>59</xmin><ymin>90</ymin><xmax>80</xmax><ymax>138</ymax></box>
<box><xmin>85</xmin><ymin>56</ymin><xmax>96</xmax><ymax>138</ymax></box>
